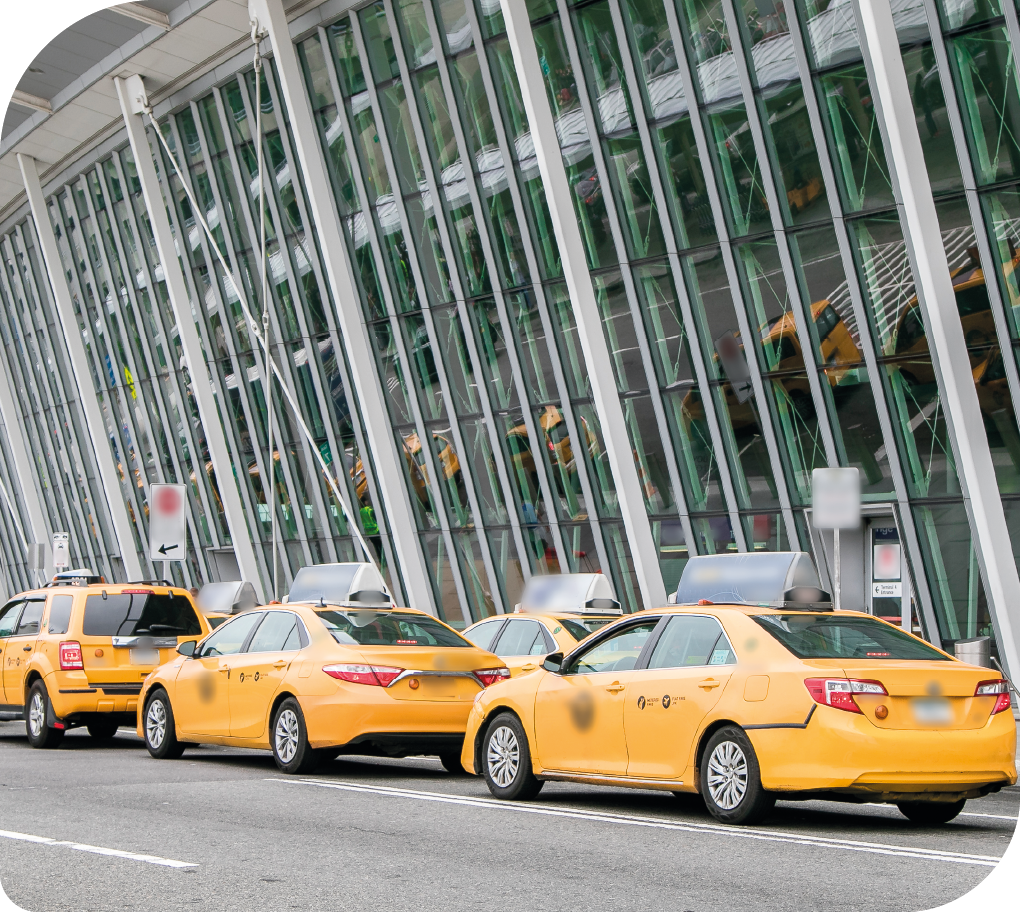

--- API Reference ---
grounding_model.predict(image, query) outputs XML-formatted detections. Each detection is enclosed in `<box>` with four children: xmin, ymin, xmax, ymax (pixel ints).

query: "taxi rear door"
<box><xmin>624</xmin><ymin>615</ymin><xmax>736</xmax><ymax>780</ymax></box>
<box><xmin>0</xmin><ymin>599</ymin><xmax>26</xmax><ymax>705</ymax></box>
<box><xmin>2</xmin><ymin>597</ymin><xmax>44</xmax><ymax>706</ymax></box>
<box><xmin>228</xmin><ymin>611</ymin><xmax>303</xmax><ymax>738</ymax></box>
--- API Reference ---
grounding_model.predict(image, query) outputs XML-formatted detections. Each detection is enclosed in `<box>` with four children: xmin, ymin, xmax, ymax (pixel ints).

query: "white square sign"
<box><xmin>812</xmin><ymin>467</ymin><xmax>861</xmax><ymax>530</ymax></box>
<box><xmin>52</xmin><ymin>533</ymin><xmax>69</xmax><ymax>571</ymax></box>
<box><xmin>149</xmin><ymin>483</ymin><xmax>187</xmax><ymax>562</ymax></box>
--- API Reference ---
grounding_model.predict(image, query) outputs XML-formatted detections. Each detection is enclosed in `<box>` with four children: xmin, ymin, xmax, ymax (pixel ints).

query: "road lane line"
<box><xmin>268</xmin><ymin>778</ymin><xmax>1001</xmax><ymax>868</ymax></box>
<box><xmin>0</xmin><ymin>829</ymin><xmax>197</xmax><ymax>868</ymax></box>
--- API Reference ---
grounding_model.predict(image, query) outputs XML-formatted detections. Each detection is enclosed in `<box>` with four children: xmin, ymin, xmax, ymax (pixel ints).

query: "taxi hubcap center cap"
<box><xmin>276</xmin><ymin>709</ymin><xmax>300</xmax><ymax>763</ymax></box>
<box><xmin>487</xmin><ymin>726</ymin><xmax>520</xmax><ymax>788</ymax></box>
<box><xmin>707</xmin><ymin>741</ymin><xmax>748</xmax><ymax>810</ymax></box>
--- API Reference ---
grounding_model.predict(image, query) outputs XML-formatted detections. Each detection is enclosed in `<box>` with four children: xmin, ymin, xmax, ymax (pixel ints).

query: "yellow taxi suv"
<box><xmin>464</xmin><ymin>573</ymin><xmax>621</xmax><ymax>675</ymax></box>
<box><xmin>138</xmin><ymin>563</ymin><xmax>508</xmax><ymax>774</ymax></box>
<box><xmin>0</xmin><ymin>576</ymin><xmax>209</xmax><ymax>748</ymax></box>
<box><xmin>461</xmin><ymin>553</ymin><xmax>1016</xmax><ymax>826</ymax></box>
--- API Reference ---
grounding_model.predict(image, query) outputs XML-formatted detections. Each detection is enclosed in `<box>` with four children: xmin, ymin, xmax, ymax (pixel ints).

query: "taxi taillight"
<box><xmin>322</xmin><ymin>664</ymin><xmax>402</xmax><ymax>686</ymax></box>
<box><xmin>804</xmin><ymin>677</ymin><xmax>887</xmax><ymax>713</ymax></box>
<box><xmin>975</xmin><ymin>679</ymin><xmax>1012</xmax><ymax>715</ymax></box>
<box><xmin>475</xmin><ymin>668</ymin><xmax>510</xmax><ymax>687</ymax></box>
<box><xmin>59</xmin><ymin>641</ymin><xmax>84</xmax><ymax>671</ymax></box>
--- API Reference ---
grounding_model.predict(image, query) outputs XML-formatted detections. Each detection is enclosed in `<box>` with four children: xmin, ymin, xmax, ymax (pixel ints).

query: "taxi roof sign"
<box><xmin>288</xmin><ymin>562</ymin><xmax>393</xmax><ymax>608</ymax></box>
<box><xmin>516</xmin><ymin>573</ymin><xmax>622</xmax><ymax>615</ymax></box>
<box><xmin>674</xmin><ymin>552</ymin><xmax>831</xmax><ymax>610</ymax></box>
<box><xmin>197</xmin><ymin>580</ymin><xmax>258</xmax><ymax>616</ymax></box>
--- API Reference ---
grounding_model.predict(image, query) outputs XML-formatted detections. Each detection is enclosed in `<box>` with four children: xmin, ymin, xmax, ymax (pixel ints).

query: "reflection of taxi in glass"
<box><xmin>0</xmin><ymin>577</ymin><xmax>208</xmax><ymax>749</ymax></box>
<box><xmin>139</xmin><ymin>563</ymin><xmax>508</xmax><ymax>774</ymax></box>
<box><xmin>463</xmin><ymin>573</ymin><xmax>621</xmax><ymax>676</ymax></box>
<box><xmin>462</xmin><ymin>553</ymin><xmax>1016</xmax><ymax>826</ymax></box>
<box><xmin>196</xmin><ymin>581</ymin><xmax>259</xmax><ymax>629</ymax></box>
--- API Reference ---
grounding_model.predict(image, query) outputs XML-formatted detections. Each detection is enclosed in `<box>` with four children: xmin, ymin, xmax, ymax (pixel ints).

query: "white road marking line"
<box><xmin>860</xmin><ymin>802</ymin><xmax>1019</xmax><ymax>822</ymax></box>
<box><xmin>0</xmin><ymin>829</ymin><xmax>197</xmax><ymax>868</ymax></box>
<box><xmin>268</xmin><ymin>779</ymin><xmax>1001</xmax><ymax>868</ymax></box>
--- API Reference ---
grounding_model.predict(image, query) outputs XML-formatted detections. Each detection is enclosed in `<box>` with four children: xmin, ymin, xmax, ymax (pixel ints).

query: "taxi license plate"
<box><xmin>130</xmin><ymin>648</ymin><xmax>160</xmax><ymax>666</ymax></box>
<box><xmin>911</xmin><ymin>697</ymin><xmax>953</xmax><ymax>725</ymax></box>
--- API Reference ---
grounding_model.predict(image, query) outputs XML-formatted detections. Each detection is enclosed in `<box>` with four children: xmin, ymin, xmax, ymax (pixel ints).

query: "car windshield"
<box><xmin>82</xmin><ymin>592</ymin><xmax>202</xmax><ymax>637</ymax></box>
<box><xmin>555</xmin><ymin>617</ymin><xmax>612</xmax><ymax>639</ymax></box>
<box><xmin>751</xmin><ymin>614</ymin><xmax>950</xmax><ymax>661</ymax></box>
<box><xmin>316</xmin><ymin>610</ymin><xmax>470</xmax><ymax>647</ymax></box>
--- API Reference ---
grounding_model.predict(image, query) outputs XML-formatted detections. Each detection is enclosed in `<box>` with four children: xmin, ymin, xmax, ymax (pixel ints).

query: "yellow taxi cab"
<box><xmin>0</xmin><ymin>572</ymin><xmax>209</xmax><ymax>749</ymax></box>
<box><xmin>138</xmin><ymin>563</ymin><xmax>509</xmax><ymax>774</ymax></box>
<box><xmin>461</xmin><ymin>553</ymin><xmax>1016</xmax><ymax>826</ymax></box>
<box><xmin>463</xmin><ymin>573</ymin><xmax>621</xmax><ymax>675</ymax></box>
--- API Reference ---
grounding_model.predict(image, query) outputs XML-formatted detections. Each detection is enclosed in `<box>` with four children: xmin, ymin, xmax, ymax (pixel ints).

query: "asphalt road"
<box><xmin>0</xmin><ymin>722</ymin><xmax>1016</xmax><ymax>912</ymax></box>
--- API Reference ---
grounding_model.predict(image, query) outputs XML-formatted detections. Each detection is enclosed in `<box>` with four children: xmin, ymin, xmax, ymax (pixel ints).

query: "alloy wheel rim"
<box><xmin>707</xmin><ymin>740</ymin><xmax>748</xmax><ymax>810</ymax></box>
<box><xmin>28</xmin><ymin>693</ymin><xmax>44</xmax><ymax>738</ymax></box>
<box><xmin>487</xmin><ymin>725</ymin><xmax>520</xmax><ymax>788</ymax></box>
<box><xmin>146</xmin><ymin>700</ymin><xmax>166</xmax><ymax>749</ymax></box>
<box><xmin>275</xmin><ymin>709</ymin><xmax>299</xmax><ymax>764</ymax></box>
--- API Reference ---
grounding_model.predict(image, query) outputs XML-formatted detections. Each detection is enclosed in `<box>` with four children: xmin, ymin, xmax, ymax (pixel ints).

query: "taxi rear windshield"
<box><xmin>751</xmin><ymin>614</ymin><xmax>949</xmax><ymax>661</ymax></box>
<box><xmin>317</xmin><ymin>610</ymin><xmax>469</xmax><ymax>647</ymax></box>
<box><xmin>82</xmin><ymin>593</ymin><xmax>202</xmax><ymax>638</ymax></box>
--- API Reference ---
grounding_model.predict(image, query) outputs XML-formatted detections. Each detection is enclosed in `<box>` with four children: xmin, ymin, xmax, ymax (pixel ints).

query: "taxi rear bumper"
<box><xmin>47</xmin><ymin>672</ymin><xmax>142</xmax><ymax>721</ymax></box>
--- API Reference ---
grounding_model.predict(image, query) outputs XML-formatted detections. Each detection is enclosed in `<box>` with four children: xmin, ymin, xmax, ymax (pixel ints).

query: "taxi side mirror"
<box><xmin>542</xmin><ymin>652</ymin><xmax>564</xmax><ymax>673</ymax></box>
<box><xmin>177</xmin><ymin>640</ymin><xmax>197</xmax><ymax>657</ymax></box>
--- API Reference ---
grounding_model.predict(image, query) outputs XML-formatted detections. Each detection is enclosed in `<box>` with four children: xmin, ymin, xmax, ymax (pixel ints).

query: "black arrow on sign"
<box><xmin>157</xmin><ymin>543</ymin><xmax>180</xmax><ymax>555</ymax></box>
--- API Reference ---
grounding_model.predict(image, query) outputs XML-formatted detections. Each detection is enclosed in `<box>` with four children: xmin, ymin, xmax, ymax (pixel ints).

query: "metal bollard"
<box><xmin>954</xmin><ymin>636</ymin><xmax>992</xmax><ymax>668</ymax></box>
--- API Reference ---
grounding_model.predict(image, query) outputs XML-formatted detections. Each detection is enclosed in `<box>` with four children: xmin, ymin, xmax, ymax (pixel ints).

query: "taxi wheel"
<box><xmin>439</xmin><ymin>750</ymin><xmax>467</xmax><ymax>775</ymax></box>
<box><xmin>896</xmin><ymin>799</ymin><xmax>967</xmax><ymax>825</ymax></box>
<box><xmin>26</xmin><ymin>681</ymin><xmax>63</xmax><ymax>750</ymax></box>
<box><xmin>87</xmin><ymin>719</ymin><xmax>120</xmax><ymax>741</ymax></box>
<box><xmin>143</xmin><ymin>691</ymin><xmax>186</xmax><ymax>760</ymax></box>
<box><xmin>272</xmin><ymin>698</ymin><xmax>319</xmax><ymax>774</ymax></box>
<box><xmin>700</xmin><ymin>726</ymin><xmax>775</xmax><ymax>825</ymax></box>
<box><xmin>482</xmin><ymin>713</ymin><xmax>544</xmax><ymax>801</ymax></box>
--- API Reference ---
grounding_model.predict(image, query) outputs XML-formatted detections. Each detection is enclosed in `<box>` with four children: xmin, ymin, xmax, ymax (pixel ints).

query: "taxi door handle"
<box><xmin>698</xmin><ymin>678</ymin><xmax>720</xmax><ymax>689</ymax></box>
<box><xmin>273</xmin><ymin>660</ymin><xmax>288</xmax><ymax>669</ymax></box>
<box><xmin>218</xmin><ymin>664</ymin><xmax>230</xmax><ymax>676</ymax></box>
<box><xmin>22</xmin><ymin>645</ymin><xmax>32</xmax><ymax>652</ymax></box>
<box><xmin>606</xmin><ymin>682</ymin><xmax>625</xmax><ymax>693</ymax></box>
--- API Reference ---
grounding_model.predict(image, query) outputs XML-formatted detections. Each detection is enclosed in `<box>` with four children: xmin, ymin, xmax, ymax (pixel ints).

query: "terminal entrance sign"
<box><xmin>148</xmin><ymin>483</ymin><xmax>187</xmax><ymax>563</ymax></box>
<box><xmin>52</xmin><ymin>533</ymin><xmax>69</xmax><ymax>572</ymax></box>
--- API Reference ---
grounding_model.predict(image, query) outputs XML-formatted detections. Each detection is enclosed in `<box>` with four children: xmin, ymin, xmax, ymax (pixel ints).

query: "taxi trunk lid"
<box><xmin>805</xmin><ymin>659</ymin><xmax>1002</xmax><ymax>730</ymax></box>
<box><xmin>353</xmin><ymin>646</ymin><xmax>491</xmax><ymax>702</ymax></box>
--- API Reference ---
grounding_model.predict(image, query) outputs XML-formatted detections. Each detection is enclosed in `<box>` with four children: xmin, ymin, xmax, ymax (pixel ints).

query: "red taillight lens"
<box><xmin>322</xmin><ymin>664</ymin><xmax>402</xmax><ymax>687</ymax></box>
<box><xmin>975</xmin><ymin>679</ymin><xmax>1012</xmax><ymax>715</ymax></box>
<box><xmin>804</xmin><ymin>677</ymin><xmax>887</xmax><ymax>713</ymax></box>
<box><xmin>475</xmin><ymin>667</ymin><xmax>510</xmax><ymax>687</ymax></box>
<box><xmin>59</xmin><ymin>641</ymin><xmax>84</xmax><ymax>671</ymax></box>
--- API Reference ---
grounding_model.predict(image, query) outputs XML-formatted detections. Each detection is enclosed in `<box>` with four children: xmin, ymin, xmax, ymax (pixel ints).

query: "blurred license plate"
<box><xmin>912</xmin><ymin>697</ymin><xmax>953</xmax><ymax>725</ymax></box>
<box><xmin>130</xmin><ymin>648</ymin><xmax>159</xmax><ymax>665</ymax></box>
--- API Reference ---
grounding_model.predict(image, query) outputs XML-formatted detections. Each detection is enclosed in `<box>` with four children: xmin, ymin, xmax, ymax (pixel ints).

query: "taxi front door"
<box><xmin>533</xmin><ymin>620</ymin><xmax>659</xmax><ymax>776</ymax></box>
<box><xmin>227</xmin><ymin>611</ymin><xmax>301</xmax><ymax>738</ymax></box>
<box><xmin>174</xmin><ymin>612</ymin><xmax>263</xmax><ymax>737</ymax></box>
<box><xmin>624</xmin><ymin>616</ymin><xmax>735</xmax><ymax>781</ymax></box>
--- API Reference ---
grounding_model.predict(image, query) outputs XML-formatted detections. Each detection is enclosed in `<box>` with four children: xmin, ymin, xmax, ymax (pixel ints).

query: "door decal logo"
<box><xmin>637</xmin><ymin>695</ymin><xmax>646</xmax><ymax>710</ymax></box>
<box><xmin>662</xmin><ymin>695</ymin><xmax>671</xmax><ymax>709</ymax></box>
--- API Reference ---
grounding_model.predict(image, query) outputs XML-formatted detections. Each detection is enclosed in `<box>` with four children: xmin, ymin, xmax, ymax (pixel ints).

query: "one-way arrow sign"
<box><xmin>149</xmin><ymin>484</ymin><xmax>187</xmax><ymax>564</ymax></box>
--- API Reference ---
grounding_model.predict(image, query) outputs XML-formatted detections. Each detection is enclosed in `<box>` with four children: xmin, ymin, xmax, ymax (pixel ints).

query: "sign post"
<box><xmin>148</xmin><ymin>484</ymin><xmax>187</xmax><ymax>581</ymax></box>
<box><xmin>812</xmin><ymin>468</ymin><xmax>861</xmax><ymax>612</ymax></box>
<box><xmin>52</xmin><ymin>533</ymin><xmax>69</xmax><ymax>574</ymax></box>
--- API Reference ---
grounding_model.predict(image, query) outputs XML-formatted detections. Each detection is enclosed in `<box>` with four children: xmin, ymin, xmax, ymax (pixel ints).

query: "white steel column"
<box><xmin>114</xmin><ymin>76</ymin><xmax>264</xmax><ymax>598</ymax></box>
<box><xmin>18</xmin><ymin>153</ymin><xmax>144</xmax><ymax>583</ymax></box>
<box><xmin>853</xmin><ymin>0</ymin><xmax>1020</xmax><ymax>679</ymax></box>
<box><xmin>498</xmin><ymin>0</ymin><xmax>667</xmax><ymax>608</ymax></box>
<box><xmin>250</xmin><ymin>0</ymin><xmax>436</xmax><ymax>614</ymax></box>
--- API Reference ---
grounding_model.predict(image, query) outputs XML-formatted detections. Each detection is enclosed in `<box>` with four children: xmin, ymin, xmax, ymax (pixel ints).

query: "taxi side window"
<box><xmin>493</xmin><ymin>619</ymin><xmax>546</xmax><ymax>657</ymax></box>
<box><xmin>566</xmin><ymin>621</ymin><xmax>659</xmax><ymax>675</ymax></box>
<box><xmin>465</xmin><ymin>619</ymin><xmax>505</xmax><ymax>651</ymax></box>
<box><xmin>646</xmin><ymin>616</ymin><xmax>736</xmax><ymax>669</ymax></box>
<box><xmin>197</xmin><ymin>613</ymin><xmax>263</xmax><ymax>658</ymax></box>
<box><xmin>15</xmin><ymin>600</ymin><xmax>45</xmax><ymax>637</ymax></box>
<box><xmin>0</xmin><ymin>600</ymin><xmax>24</xmax><ymax>637</ymax></box>
<box><xmin>46</xmin><ymin>595</ymin><xmax>74</xmax><ymax>636</ymax></box>
<box><xmin>246</xmin><ymin>612</ymin><xmax>301</xmax><ymax>653</ymax></box>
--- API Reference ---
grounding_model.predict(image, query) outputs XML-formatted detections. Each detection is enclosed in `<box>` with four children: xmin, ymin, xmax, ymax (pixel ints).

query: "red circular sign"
<box><xmin>155</xmin><ymin>486</ymin><xmax>182</xmax><ymax>515</ymax></box>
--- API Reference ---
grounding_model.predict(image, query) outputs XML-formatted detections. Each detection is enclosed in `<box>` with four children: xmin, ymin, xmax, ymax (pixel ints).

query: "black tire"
<box><xmin>700</xmin><ymin>726</ymin><xmax>775</xmax><ymax>825</ymax></box>
<box><xmin>143</xmin><ymin>690</ymin><xmax>186</xmax><ymax>759</ymax></box>
<box><xmin>439</xmin><ymin>750</ymin><xmax>467</xmax><ymax>775</ymax></box>
<box><xmin>271</xmin><ymin>697</ymin><xmax>319</xmax><ymax>774</ymax></box>
<box><xmin>897</xmin><ymin>799</ymin><xmax>966</xmax><ymax>825</ymax></box>
<box><xmin>481</xmin><ymin>712</ymin><xmax>544</xmax><ymax>801</ymax></box>
<box><xmin>26</xmin><ymin>681</ymin><xmax>63</xmax><ymax>749</ymax></box>
<box><xmin>87</xmin><ymin>719</ymin><xmax>120</xmax><ymax>741</ymax></box>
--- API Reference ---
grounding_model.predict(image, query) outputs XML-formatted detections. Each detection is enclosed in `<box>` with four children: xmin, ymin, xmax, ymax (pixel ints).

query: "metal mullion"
<box><xmin>783</xmin><ymin>0</ymin><xmax>941</xmax><ymax>639</ymax></box>
<box><xmin>350</xmin><ymin>10</ymin><xmax>475</xmax><ymax>617</ymax></box>
<box><xmin>460</xmin><ymin>7</ymin><xmax>604</xmax><ymax>575</ymax></box>
<box><xmin>717</xmin><ymin>0</ymin><xmax>838</xmax><ymax>469</ymax></box>
<box><xmin>999</xmin><ymin>1</ymin><xmax>1020</xmax><ymax>101</ymax></box>
<box><xmin>71</xmin><ymin>178</ymin><xmax>151</xmax><ymax>568</ymax></box>
<box><xmin>659</xmin><ymin>0</ymin><xmax>796</xmax><ymax>548</ymax></box>
<box><xmin>107</xmin><ymin>151</ymin><xmax>226</xmax><ymax>562</ymax></box>
<box><xmin>412</xmin><ymin>6</ymin><xmax>534</xmax><ymax>590</ymax></box>
<box><xmin>4</xmin><ymin>229</ymin><xmax>103</xmax><ymax>573</ymax></box>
